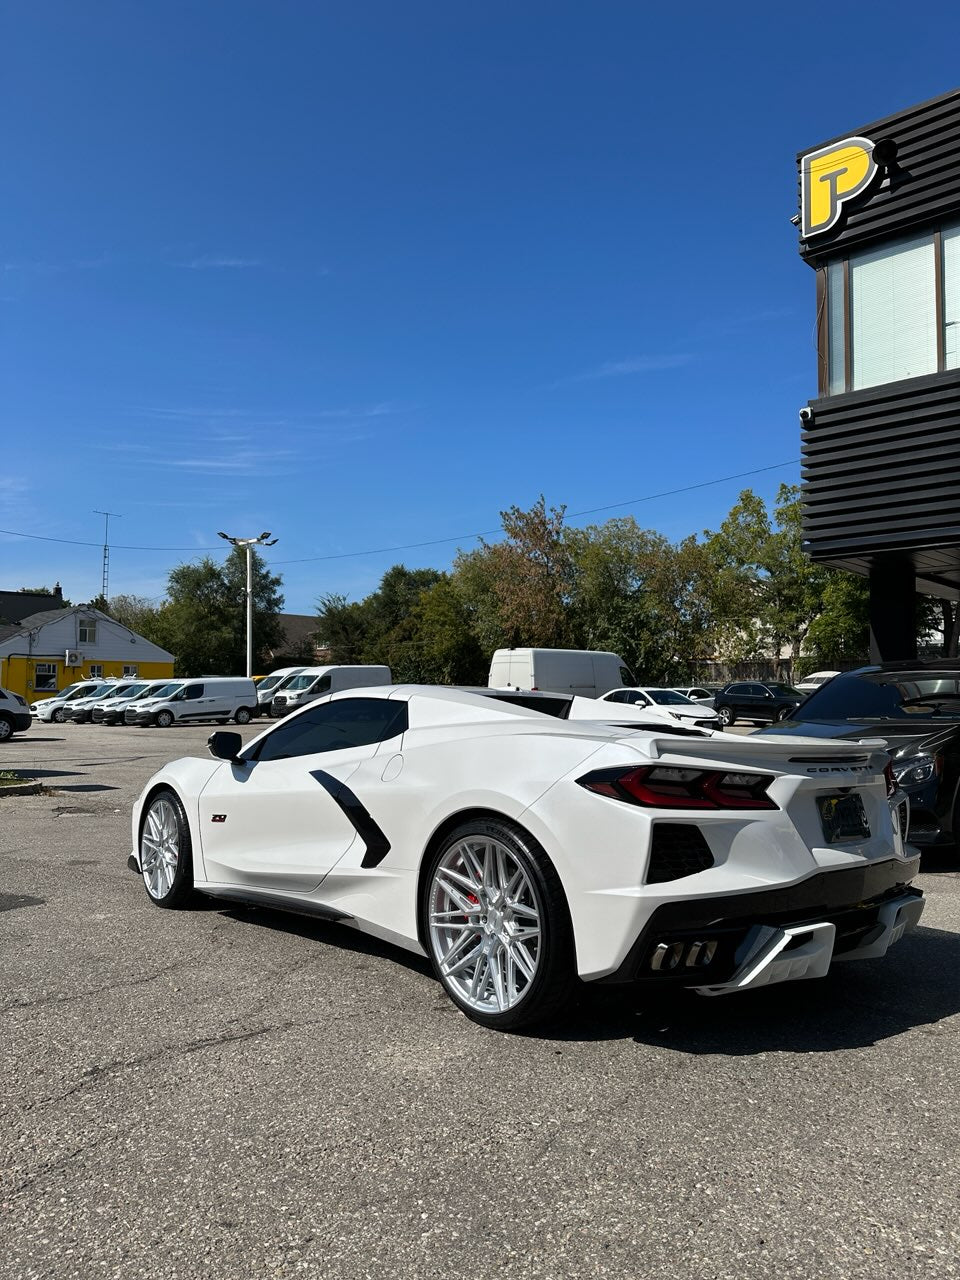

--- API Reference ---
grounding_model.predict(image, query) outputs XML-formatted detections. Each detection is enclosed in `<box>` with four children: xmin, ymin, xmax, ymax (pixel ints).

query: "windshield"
<box><xmin>286</xmin><ymin>673</ymin><xmax>319</xmax><ymax>691</ymax></box>
<box><xmin>768</xmin><ymin>684</ymin><xmax>801</xmax><ymax>697</ymax></box>
<box><xmin>64</xmin><ymin>685</ymin><xmax>98</xmax><ymax>700</ymax></box>
<box><xmin>794</xmin><ymin>670</ymin><xmax>960</xmax><ymax>722</ymax></box>
<box><xmin>257</xmin><ymin>674</ymin><xmax>283</xmax><ymax>693</ymax></box>
<box><xmin>644</xmin><ymin>689</ymin><xmax>694</xmax><ymax>706</ymax></box>
<box><xmin>99</xmin><ymin>686</ymin><xmax>130</xmax><ymax>701</ymax></box>
<box><xmin>148</xmin><ymin>683</ymin><xmax>183</xmax><ymax>700</ymax></box>
<box><xmin>116</xmin><ymin>683</ymin><xmax>148</xmax><ymax>698</ymax></box>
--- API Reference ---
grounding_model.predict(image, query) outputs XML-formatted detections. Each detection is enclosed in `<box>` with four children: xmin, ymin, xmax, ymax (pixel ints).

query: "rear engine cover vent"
<box><xmin>647</xmin><ymin>824</ymin><xmax>714</xmax><ymax>884</ymax></box>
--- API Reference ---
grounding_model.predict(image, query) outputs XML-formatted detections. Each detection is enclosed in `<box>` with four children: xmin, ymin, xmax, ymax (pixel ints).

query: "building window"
<box><xmin>89</xmin><ymin>664</ymin><xmax>104</xmax><ymax>678</ymax></box>
<box><xmin>123</xmin><ymin>664</ymin><xmax>139</xmax><ymax>678</ymax></box>
<box><xmin>826</xmin><ymin>260</ymin><xmax>845</xmax><ymax>394</ymax></box>
<box><xmin>822</xmin><ymin>222</ymin><xmax>959</xmax><ymax>394</ymax></box>
<box><xmin>78</xmin><ymin>619</ymin><xmax>97</xmax><ymax>644</ymax></box>
<box><xmin>945</xmin><ymin>225</ymin><xmax>960</xmax><ymax>371</ymax></box>
<box><xmin>34</xmin><ymin>663</ymin><xmax>58</xmax><ymax>691</ymax></box>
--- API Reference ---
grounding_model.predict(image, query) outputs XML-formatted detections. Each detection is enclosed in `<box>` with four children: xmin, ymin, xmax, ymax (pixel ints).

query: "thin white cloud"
<box><xmin>179</xmin><ymin>255</ymin><xmax>262</xmax><ymax>270</ymax></box>
<box><xmin>566</xmin><ymin>353</ymin><xmax>694</xmax><ymax>383</ymax></box>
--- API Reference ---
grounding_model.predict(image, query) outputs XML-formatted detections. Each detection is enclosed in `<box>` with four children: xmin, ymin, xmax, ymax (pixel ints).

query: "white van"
<box><xmin>92</xmin><ymin>679</ymin><xmax>172</xmax><ymax>724</ymax></box>
<box><xmin>65</xmin><ymin>680</ymin><xmax>133</xmax><ymax>723</ymax></box>
<box><xmin>487</xmin><ymin>648</ymin><xmax>635</xmax><ymax>699</ymax></box>
<box><xmin>32</xmin><ymin>681</ymin><xmax>101</xmax><ymax>723</ymax></box>
<box><xmin>271</xmin><ymin>665</ymin><xmax>392</xmax><ymax>716</ymax></box>
<box><xmin>126</xmin><ymin>677</ymin><xmax>259</xmax><ymax>727</ymax></box>
<box><xmin>253</xmin><ymin>666</ymin><xmax>307</xmax><ymax>717</ymax></box>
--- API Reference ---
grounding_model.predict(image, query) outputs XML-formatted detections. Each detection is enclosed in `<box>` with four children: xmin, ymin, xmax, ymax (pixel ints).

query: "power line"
<box><xmin>0</xmin><ymin>458</ymin><xmax>801</xmax><ymax>566</ymax></box>
<box><xmin>273</xmin><ymin>460</ymin><xmax>802</xmax><ymax>564</ymax></box>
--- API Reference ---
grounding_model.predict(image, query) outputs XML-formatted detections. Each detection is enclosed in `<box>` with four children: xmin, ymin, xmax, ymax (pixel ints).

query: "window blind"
<box><xmin>850</xmin><ymin>233</ymin><xmax>936</xmax><ymax>389</ymax></box>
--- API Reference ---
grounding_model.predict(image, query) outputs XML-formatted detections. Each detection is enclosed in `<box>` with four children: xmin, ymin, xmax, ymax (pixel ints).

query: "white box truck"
<box><xmin>487</xmin><ymin>648</ymin><xmax>634</xmax><ymax>699</ymax></box>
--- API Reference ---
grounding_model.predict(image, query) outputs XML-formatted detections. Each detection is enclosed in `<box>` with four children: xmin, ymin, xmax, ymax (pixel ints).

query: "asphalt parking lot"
<box><xmin>2</xmin><ymin>722</ymin><xmax>959</xmax><ymax>1280</ymax></box>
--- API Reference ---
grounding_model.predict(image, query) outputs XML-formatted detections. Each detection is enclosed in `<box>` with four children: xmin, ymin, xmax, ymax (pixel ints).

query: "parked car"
<box><xmin>129</xmin><ymin>684</ymin><xmax>922</xmax><ymax>1032</ymax></box>
<box><xmin>126</xmin><ymin>677</ymin><xmax>259</xmax><ymax>727</ymax></box>
<box><xmin>757</xmin><ymin>660</ymin><xmax>960</xmax><ymax>854</ymax></box>
<box><xmin>31</xmin><ymin>681</ymin><xmax>101</xmax><ymax>723</ymax></box>
<box><xmin>0</xmin><ymin>685</ymin><xmax>31</xmax><ymax>740</ymax></box>
<box><xmin>599</xmin><ymin>687</ymin><xmax>720</xmax><ymax>729</ymax></box>
<box><xmin>673</xmin><ymin>686</ymin><xmax>719</xmax><ymax>707</ymax></box>
<box><xmin>713</xmin><ymin>682</ymin><xmax>804</xmax><ymax>726</ymax></box>
<box><xmin>794</xmin><ymin>670</ymin><xmax>841</xmax><ymax>694</ymax></box>
<box><xmin>488</xmin><ymin>648</ymin><xmax>635</xmax><ymax>699</ymax></box>
<box><xmin>271</xmin><ymin>665</ymin><xmax>392</xmax><ymax>717</ymax></box>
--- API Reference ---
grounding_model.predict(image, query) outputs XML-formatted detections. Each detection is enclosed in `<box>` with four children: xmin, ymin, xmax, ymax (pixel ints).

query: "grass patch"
<box><xmin>0</xmin><ymin>771</ymin><xmax>26</xmax><ymax>787</ymax></box>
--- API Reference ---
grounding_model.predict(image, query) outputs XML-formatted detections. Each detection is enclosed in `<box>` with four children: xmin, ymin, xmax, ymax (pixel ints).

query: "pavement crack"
<box><xmin>0</xmin><ymin>961</ymin><xmax>198</xmax><ymax>1017</ymax></box>
<box><xmin>29</xmin><ymin>1016</ymin><xmax>319</xmax><ymax>1110</ymax></box>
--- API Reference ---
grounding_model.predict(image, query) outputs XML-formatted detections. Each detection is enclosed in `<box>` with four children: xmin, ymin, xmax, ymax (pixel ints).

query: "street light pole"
<box><xmin>217</xmin><ymin>531</ymin><xmax>278</xmax><ymax>678</ymax></box>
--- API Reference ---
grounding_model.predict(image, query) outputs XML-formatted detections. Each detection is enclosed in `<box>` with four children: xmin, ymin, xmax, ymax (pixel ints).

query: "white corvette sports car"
<box><xmin>129</xmin><ymin>685</ymin><xmax>924</xmax><ymax>1031</ymax></box>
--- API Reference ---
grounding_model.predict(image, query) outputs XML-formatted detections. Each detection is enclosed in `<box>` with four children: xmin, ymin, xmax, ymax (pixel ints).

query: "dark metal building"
<box><xmin>797</xmin><ymin>88</ymin><xmax>960</xmax><ymax>660</ymax></box>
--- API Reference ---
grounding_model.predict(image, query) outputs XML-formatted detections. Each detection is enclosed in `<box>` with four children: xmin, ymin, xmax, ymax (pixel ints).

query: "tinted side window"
<box><xmin>605</xmin><ymin>690</ymin><xmax>626</xmax><ymax>703</ymax></box>
<box><xmin>726</xmin><ymin>684</ymin><xmax>747</xmax><ymax>695</ymax></box>
<box><xmin>183</xmin><ymin>684</ymin><xmax>203</xmax><ymax>700</ymax></box>
<box><xmin>253</xmin><ymin>699</ymin><xmax>408</xmax><ymax>761</ymax></box>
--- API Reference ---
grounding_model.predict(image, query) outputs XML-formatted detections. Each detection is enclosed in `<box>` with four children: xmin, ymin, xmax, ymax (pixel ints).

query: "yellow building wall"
<box><xmin>0</xmin><ymin>656</ymin><xmax>174</xmax><ymax>703</ymax></box>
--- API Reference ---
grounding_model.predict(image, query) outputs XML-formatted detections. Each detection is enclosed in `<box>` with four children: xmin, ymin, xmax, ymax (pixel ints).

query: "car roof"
<box><xmin>836</xmin><ymin>660</ymin><xmax>960</xmax><ymax>676</ymax></box>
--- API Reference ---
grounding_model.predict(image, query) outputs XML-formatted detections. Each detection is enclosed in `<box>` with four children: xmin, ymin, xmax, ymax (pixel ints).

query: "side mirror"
<box><xmin>208</xmin><ymin>731</ymin><xmax>245</xmax><ymax>763</ymax></box>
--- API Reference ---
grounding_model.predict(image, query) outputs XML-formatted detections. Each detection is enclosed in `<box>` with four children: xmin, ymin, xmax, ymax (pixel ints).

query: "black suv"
<box><xmin>756</xmin><ymin>660</ymin><xmax>960</xmax><ymax>854</ymax></box>
<box><xmin>713</xmin><ymin>681</ymin><xmax>804</xmax><ymax>726</ymax></box>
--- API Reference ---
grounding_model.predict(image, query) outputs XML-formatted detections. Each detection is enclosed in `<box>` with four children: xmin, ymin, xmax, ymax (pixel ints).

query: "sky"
<box><xmin>2</xmin><ymin>1</ymin><xmax>959</xmax><ymax>615</ymax></box>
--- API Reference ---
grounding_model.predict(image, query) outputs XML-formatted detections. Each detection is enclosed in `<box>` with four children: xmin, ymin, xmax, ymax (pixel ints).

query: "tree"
<box><xmin>390</xmin><ymin>578</ymin><xmax>487</xmax><ymax>685</ymax></box>
<box><xmin>316</xmin><ymin>592</ymin><xmax>371</xmax><ymax>664</ymax></box>
<box><xmin>159</xmin><ymin>548</ymin><xmax>284</xmax><ymax>675</ymax></box>
<box><xmin>566</xmin><ymin>519</ymin><xmax>717</xmax><ymax>684</ymax></box>
<box><xmin>455</xmin><ymin>497</ymin><xmax>572</xmax><ymax>650</ymax></box>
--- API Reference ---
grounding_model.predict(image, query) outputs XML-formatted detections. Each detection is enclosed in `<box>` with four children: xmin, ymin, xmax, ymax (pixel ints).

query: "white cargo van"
<box><xmin>126</xmin><ymin>677</ymin><xmax>259</xmax><ymax>727</ymax></box>
<box><xmin>487</xmin><ymin>648</ymin><xmax>634</xmax><ymax>699</ymax></box>
<box><xmin>271</xmin><ymin>665</ymin><xmax>392</xmax><ymax>716</ymax></box>
<box><xmin>253</xmin><ymin>666</ymin><xmax>307</xmax><ymax>717</ymax></box>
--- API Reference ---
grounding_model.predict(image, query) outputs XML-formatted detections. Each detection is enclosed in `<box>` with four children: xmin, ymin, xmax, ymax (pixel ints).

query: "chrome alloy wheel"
<box><xmin>140</xmin><ymin>796</ymin><xmax>181</xmax><ymax>900</ymax></box>
<box><xmin>428</xmin><ymin>836</ymin><xmax>542</xmax><ymax>1015</ymax></box>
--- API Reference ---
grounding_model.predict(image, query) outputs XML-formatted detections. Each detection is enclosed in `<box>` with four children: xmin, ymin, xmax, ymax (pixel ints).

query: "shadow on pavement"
<box><xmin>553</xmin><ymin>924</ymin><xmax>960</xmax><ymax>1052</ymax></box>
<box><xmin>211</xmin><ymin>905</ymin><xmax>959</xmax><ymax>1054</ymax></box>
<box><xmin>53</xmin><ymin>783</ymin><xmax>120</xmax><ymax>793</ymax></box>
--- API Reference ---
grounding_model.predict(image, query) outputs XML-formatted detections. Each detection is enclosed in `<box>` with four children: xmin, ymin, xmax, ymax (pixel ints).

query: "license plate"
<box><xmin>817</xmin><ymin>792</ymin><xmax>871</xmax><ymax>843</ymax></box>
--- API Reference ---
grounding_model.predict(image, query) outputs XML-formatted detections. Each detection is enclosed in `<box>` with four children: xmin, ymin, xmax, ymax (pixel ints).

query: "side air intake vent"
<box><xmin>647</xmin><ymin>824</ymin><xmax>714</xmax><ymax>884</ymax></box>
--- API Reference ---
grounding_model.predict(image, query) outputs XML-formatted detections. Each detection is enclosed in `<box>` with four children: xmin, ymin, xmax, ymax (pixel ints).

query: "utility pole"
<box><xmin>93</xmin><ymin>510</ymin><xmax>121</xmax><ymax>602</ymax></box>
<box><xmin>217</xmin><ymin>531</ymin><xmax>279</xmax><ymax>677</ymax></box>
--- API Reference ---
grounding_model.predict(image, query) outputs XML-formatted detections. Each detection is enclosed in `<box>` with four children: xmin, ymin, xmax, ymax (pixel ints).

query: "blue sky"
<box><xmin>2</xmin><ymin>1</ymin><xmax>959</xmax><ymax>614</ymax></box>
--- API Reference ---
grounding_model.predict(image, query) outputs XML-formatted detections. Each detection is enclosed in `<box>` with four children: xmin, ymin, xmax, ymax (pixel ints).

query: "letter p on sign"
<box><xmin>801</xmin><ymin>137</ymin><xmax>877</xmax><ymax>238</ymax></box>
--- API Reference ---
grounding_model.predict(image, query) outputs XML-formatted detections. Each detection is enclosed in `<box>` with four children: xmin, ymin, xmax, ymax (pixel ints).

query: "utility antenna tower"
<box><xmin>93</xmin><ymin>510</ymin><xmax>121</xmax><ymax>601</ymax></box>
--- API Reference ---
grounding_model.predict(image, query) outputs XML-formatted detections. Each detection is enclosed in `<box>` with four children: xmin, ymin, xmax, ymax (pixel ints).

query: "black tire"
<box><xmin>716</xmin><ymin>706</ymin><xmax>735</xmax><ymax>727</ymax></box>
<box><xmin>138</xmin><ymin>788</ymin><xmax>197</xmax><ymax>908</ymax></box>
<box><xmin>234</xmin><ymin>706</ymin><xmax>252</xmax><ymax>725</ymax></box>
<box><xmin>52</xmin><ymin>707</ymin><xmax>67</xmax><ymax>724</ymax></box>
<box><xmin>155</xmin><ymin>709</ymin><xmax>174</xmax><ymax>728</ymax></box>
<box><xmin>423</xmin><ymin>818</ymin><xmax>574</xmax><ymax>1032</ymax></box>
<box><xmin>0</xmin><ymin>715</ymin><xmax>13</xmax><ymax>742</ymax></box>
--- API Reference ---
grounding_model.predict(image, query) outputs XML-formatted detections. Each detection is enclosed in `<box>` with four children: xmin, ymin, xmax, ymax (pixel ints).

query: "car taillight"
<box><xmin>577</xmin><ymin>765</ymin><xmax>778</xmax><ymax>810</ymax></box>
